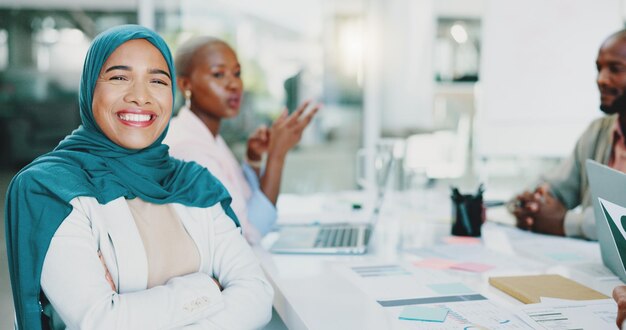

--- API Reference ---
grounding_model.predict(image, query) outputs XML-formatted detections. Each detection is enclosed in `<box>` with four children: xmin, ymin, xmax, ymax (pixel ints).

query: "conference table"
<box><xmin>254</xmin><ymin>189</ymin><xmax>625</xmax><ymax>330</ymax></box>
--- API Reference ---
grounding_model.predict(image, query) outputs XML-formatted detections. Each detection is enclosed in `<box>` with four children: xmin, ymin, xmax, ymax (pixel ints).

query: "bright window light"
<box><xmin>450</xmin><ymin>23</ymin><xmax>468</xmax><ymax>44</ymax></box>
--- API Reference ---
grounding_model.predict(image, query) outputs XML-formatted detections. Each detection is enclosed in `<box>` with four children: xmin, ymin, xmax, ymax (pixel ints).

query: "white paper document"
<box><xmin>389</xmin><ymin>299</ymin><xmax>535</xmax><ymax>329</ymax></box>
<box><xmin>339</xmin><ymin>262</ymin><xmax>462</xmax><ymax>301</ymax></box>
<box><xmin>337</xmin><ymin>262</ymin><xmax>535</xmax><ymax>329</ymax></box>
<box><xmin>517</xmin><ymin>298</ymin><xmax>617</xmax><ymax>330</ymax></box>
<box><xmin>484</xmin><ymin>223</ymin><xmax>602</xmax><ymax>266</ymax></box>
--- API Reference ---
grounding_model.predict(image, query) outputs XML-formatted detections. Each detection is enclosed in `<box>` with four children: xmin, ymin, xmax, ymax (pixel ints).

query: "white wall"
<box><xmin>434</xmin><ymin>0</ymin><xmax>485</xmax><ymax>19</ymax></box>
<box><xmin>477</xmin><ymin>0</ymin><xmax>623</xmax><ymax>157</ymax></box>
<box><xmin>364</xmin><ymin>0</ymin><xmax>435</xmax><ymax>137</ymax></box>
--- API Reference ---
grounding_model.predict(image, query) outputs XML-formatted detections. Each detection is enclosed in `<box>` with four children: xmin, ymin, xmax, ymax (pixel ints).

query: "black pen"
<box><xmin>458</xmin><ymin>202</ymin><xmax>473</xmax><ymax>235</ymax></box>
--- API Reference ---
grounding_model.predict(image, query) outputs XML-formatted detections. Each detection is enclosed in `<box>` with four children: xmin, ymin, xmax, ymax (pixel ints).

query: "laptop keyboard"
<box><xmin>314</xmin><ymin>227</ymin><xmax>360</xmax><ymax>247</ymax></box>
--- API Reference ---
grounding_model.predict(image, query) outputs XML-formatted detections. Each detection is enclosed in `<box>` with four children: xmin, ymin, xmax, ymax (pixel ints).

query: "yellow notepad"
<box><xmin>489</xmin><ymin>274</ymin><xmax>608</xmax><ymax>304</ymax></box>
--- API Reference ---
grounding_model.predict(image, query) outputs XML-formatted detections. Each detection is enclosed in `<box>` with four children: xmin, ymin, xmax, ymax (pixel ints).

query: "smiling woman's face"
<box><xmin>92</xmin><ymin>39</ymin><xmax>173</xmax><ymax>149</ymax></box>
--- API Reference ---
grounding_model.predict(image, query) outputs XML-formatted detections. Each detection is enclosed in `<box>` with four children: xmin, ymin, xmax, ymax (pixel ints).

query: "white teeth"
<box><xmin>118</xmin><ymin>113</ymin><xmax>152</xmax><ymax>122</ymax></box>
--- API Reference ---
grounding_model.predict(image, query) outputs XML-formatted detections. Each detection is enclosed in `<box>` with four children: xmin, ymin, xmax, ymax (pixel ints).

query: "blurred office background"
<box><xmin>0</xmin><ymin>0</ymin><xmax>625</xmax><ymax>328</ymax></box>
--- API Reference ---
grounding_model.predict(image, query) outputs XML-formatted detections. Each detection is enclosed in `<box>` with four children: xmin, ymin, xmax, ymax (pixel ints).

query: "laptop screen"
<box><xmin>586</xmin><ymin>159</ymin><xmax>626</xmax><ymax>282</ymax></box>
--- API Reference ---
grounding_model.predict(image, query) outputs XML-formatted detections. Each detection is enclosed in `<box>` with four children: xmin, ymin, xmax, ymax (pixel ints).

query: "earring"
<box><xmin>184</xmin><ymin>90</ymin><xmax>192</xmax><ymax>109</ymax></box>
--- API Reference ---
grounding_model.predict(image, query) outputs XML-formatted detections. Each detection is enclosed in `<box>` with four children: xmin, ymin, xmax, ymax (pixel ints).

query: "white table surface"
<box><xmin>255</xmin><ymin>190</ymin><xmax>624</xmax><ymax>330</ymax></box>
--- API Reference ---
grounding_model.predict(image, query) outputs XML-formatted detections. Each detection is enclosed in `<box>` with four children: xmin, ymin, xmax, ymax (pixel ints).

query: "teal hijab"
<box><xmin>5</xmin><ymin>25</ymin><xmax>239</xmax><ymax>330</ymax></box>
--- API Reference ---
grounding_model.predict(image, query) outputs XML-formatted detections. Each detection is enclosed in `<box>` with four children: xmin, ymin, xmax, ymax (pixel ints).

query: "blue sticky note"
<box><xmin>398</xmin><ymin>306</ymin><xmax>449</xmax><ymax>322</ymax></box>
<box><xmin>428</xmin><ymin>282</ymin><xmax>474</xmax><ymax>295</ymax></box>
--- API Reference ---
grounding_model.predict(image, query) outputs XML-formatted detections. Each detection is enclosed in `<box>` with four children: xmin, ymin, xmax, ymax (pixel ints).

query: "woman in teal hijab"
<box><xmin>5</xmin><ymin>25</ymin><xmax>273</xmax><ymax>329</ymax></box>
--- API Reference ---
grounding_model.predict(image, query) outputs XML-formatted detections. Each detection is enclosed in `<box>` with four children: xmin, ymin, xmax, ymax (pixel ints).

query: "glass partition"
<box><xmin>0</xmin><ymin>9</ymin><xmax>136</xmax><ymax>167</ymax></box>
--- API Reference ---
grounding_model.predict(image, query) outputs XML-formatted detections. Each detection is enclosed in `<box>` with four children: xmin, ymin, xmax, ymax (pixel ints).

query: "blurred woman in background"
<box><xmin>165</xmin><ymin>36</ymin><xmax>320</xmax><ymax>243</ymax></box>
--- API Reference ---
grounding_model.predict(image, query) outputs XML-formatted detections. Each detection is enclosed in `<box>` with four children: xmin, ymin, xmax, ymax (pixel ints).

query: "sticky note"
<box><xmin>412</xmin><ymin>258</ymin><xmax>456</xmax><ymax>270</ymax></box>
<box><xmin>450</xmin><ymin>262</ymin><xmax>495</xmax><ymax>273</ymax></box>
<box><xmin>428</xmin><ymin>282</ymin><xmax>474</xmax><ymax>295</ymax></box>
<box><xmin>398</xmin><ymin>306</ymin><xmax>449</xmax><ymax>322</ymax></box>
<box><xmin>443</xmin><ymin>236</ymin><xmax>481</xmax><ymax>245</ymax></box>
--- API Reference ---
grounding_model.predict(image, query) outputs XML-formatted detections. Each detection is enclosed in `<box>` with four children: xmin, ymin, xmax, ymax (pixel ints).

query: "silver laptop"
<box><xmin>586</xmin><ymin>159</ymin><xmax>626</xmax><ymax>282</ymax></box>
<box><xmin>269</xmin><ymin>189</ymin><xmax>384</xmax><ymax>255</ymax></box>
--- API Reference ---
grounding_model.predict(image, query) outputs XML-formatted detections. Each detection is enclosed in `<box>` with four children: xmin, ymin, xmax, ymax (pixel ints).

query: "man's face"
<box><xmin>597</xmin><ymin>37</ymin><xmax>626</xmax><ymax>114</ymax></box>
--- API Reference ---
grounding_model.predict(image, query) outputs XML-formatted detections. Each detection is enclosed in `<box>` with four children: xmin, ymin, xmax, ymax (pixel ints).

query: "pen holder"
<box><xmin>451</xmin><ymin>193</ymin><xmax>484</xmax><ymax>237</ymax></box>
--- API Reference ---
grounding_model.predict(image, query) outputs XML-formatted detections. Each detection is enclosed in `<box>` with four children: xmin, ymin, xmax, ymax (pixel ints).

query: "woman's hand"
<box><xmin>614</xmin><ymin>285</ymin><xmax>626</xmax><ymax>329</ymax></box>
<box><xmin>212</xmin><ymin>277</ymin><xmax>223</xmax><ymax>291</ymax></box>
<box><xmin>258</xmin><ymin>100</ymin><xmax>320</xmax><ymax>204</ymax></box>
<box><xmin>246</xmin><ymin>126</ymin><xmax>270</xmax><ymax>162</ymax></box>
<box><xmin>98</xmin><ymin>251</ymin><xmax>117</xmax><ymax>292</ymax></box>
<box><xmin>268</xmin><ymin>100</ymin><xmax>320</xmax><ymax>159</ymax></box>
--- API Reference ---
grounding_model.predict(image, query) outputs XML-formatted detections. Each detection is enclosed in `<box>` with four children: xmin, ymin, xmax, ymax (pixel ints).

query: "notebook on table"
<box><xmin>489</xmin><ymin>274</ymin><xmax>608</xmax><ymax>304</ymax></box>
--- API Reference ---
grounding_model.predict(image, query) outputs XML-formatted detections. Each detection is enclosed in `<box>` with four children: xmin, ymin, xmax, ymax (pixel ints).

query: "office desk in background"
<box><xmin>255</xmin><ymin>190</ymin><xmax>625</xmax><ymax>330</ymax></box>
